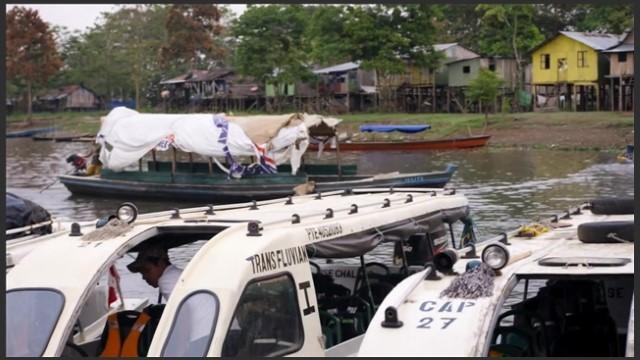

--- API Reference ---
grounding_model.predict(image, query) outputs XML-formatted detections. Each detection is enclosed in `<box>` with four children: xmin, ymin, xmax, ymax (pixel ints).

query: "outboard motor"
<box><xmin>66</xmin><ymin>154</ymin><xmax>87</xmax><ymax>174</ymax></box>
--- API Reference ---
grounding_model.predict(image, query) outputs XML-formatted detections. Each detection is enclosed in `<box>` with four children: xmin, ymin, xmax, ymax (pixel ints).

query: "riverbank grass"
<box><xmin>6</xmin><ymin>110</ymin><xmax>632</xmax><ymax>148</ymax></box>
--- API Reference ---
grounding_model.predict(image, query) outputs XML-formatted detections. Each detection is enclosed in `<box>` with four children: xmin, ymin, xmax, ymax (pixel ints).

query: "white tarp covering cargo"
<box><xmin>96</xmin><ymin>107</ymin><xmax>340</xmax><ymax>178</ymax></box>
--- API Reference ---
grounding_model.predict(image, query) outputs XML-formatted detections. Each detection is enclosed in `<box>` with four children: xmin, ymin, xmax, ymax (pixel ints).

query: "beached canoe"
<box><xmin>308</xmin><ymin>134</ymin><xmax>491</xmax><ymax>152</ymax></box>
<box><xmin>6</xmin><ymin>126</ymin><xmax>57</xmax><ymax>138</ymax></box>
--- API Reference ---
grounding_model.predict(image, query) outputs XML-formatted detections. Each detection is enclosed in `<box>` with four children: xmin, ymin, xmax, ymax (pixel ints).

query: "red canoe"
<box><xmin>308</xmin><ymin>134</ymin><xmax>491</xmax><ymax>152</ymax></box>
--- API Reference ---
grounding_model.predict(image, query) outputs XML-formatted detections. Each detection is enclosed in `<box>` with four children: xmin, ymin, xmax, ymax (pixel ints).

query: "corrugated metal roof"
<box><xmin>313</xmin><ymin>61</ymin><xmax>361</xmax><ymax>74</ymax></box>
<box><xmin>434</xmin><ymin>43</ymin><xmax>457</xmax><ymax>51</ymax></box>
<box><xmin>159</xmin><ymin>73</ymin><xmax>191</xmax><ymax>84</ymax></box>
<box><xmin>559</xmin><ymin>31</ymin><xmax>620</xmax><ymax>50</ymax></box>
<box><xmin>603</xmin><ymin>44</ymin><xmax>634</xmax><ymax>53</ymax></box>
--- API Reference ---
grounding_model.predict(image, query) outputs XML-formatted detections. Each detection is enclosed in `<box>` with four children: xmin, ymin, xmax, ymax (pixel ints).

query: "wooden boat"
<box><xmin>6</xmin><ymin>187</ymin><xmax>473</xmax><ymax>356</ymax></box>
<box><xmin>6</xmin><ymin>126</ymin><xmax>57</xmax><ymax>138</ymax></box>
<box><xmin>308</xmin><ymin>134</ymin><xmax>491</xmax><ymax>152</ymax></box>
<box><xmin>59</xmin><ymin>161</ymin><xmax>458</xmax><ymax>203</ymax></box>
<box><xmin>32</xmin><ymin>132</ymin><xmax>91</xmax><ymax>142</ymax></box>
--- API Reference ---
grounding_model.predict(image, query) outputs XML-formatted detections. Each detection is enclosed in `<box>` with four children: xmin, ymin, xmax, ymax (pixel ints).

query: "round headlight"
<box><xmin>481</xmin><ymin>244</ymin><xmax>510</xmax><ymax>270</ymax></box>
<box><xmin>434</xmin><ymin>249</ymin><xmax>458</xmax><ymax>273</ymax></box>
<box><xmin>117</xmin><ymin>202</ymin><xmax>138</xmax><ymax>224</ymax></box>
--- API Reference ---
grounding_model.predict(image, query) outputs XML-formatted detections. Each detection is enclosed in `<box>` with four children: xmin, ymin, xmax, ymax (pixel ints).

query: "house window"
<box><xmin>221</xmin><ymin>273</ymin><xmax>303</xmax><ymax>357</ymax></box>
<box><xmin>577</xmin><ymin>51</ymin><xmax>588</xmax><ymax>67</ymax></box>
<box><xmin>488</xmin><ymin>64</ymin><xmax>496</xmax><ymax>71</ymax></box>
<box><xmin>540</xmin><ymin>54</ymin><xmax>550</xmax><ymax>69</ymax></box>
<box><xmin>618</xmin><ymin>52</ymin><xmax>627</xmax><ymax>63</ymax></box>
<box><xmin>463</xmin><ymin>66</ymin><xmax>471</xmax><ymax>74</ymax></box>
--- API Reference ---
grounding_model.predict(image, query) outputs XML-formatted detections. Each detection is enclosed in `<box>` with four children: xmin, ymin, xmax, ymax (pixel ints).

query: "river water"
<box><xmin>6</xmin><ymin>137</ymin><xmax>633</xmax><ymax>239</ymax></box>
<box><xmin>5</xmin><ymin>138</ymin><xmax>634</xmax><ymax>299</ymax></box>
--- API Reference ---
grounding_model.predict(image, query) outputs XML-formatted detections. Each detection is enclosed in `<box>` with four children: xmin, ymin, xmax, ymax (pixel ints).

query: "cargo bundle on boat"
<box><xmin>59</xmin><ymin>108</ymin><xmax>457</xmax><ymax>203</ymax></box>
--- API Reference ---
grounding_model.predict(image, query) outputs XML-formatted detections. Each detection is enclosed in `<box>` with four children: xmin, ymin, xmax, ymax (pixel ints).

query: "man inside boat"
<box><xmin>127</xmin><ymin>244</ymin><xmax>183</xmax><ymax>302</ymax></box>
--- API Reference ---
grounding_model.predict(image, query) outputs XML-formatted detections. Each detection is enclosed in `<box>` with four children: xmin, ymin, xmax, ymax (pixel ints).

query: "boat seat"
<box><xmin>312</xmin><ymin>271</ymin><xmax>350</xmax><ymax>301</ymax></box>
<box><xmin>493</xmin><ymin>309</ymin><xmax>548</xmax><ymax>356</ymax></box>
<box><xmin>353</xmin><ymin>262</ymin><xmax>394</xmax><ymax>307</ymax></box>
<box><xmin>550</xmin><ymin>309</ymin><xmax>619</xmax><ymax>356</ymax></box>
<box><xmin>490</xmin><ymin>326</ymin><xmax>534</xmax><ymax>357</ymax></box>
<box><xmin>96</xmin><ymin>305</ymin><xmax>165</xmax><ymax>357</ymax></box>
<box><xmin>319</xmin><ymin>310</ymin><xmax>342</xmax><ymax>348</ymax></box>
<box><xmin>320</xmin><ymin>295</ymin><xmax>372</xmax><ymax>342</ymax></box>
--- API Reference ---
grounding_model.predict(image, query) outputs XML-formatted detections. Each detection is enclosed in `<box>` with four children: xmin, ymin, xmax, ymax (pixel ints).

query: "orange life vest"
<box><xmin>100</xmin><ymin>311</ymin><xmax>151</xmax><ymax>357</ymax></box>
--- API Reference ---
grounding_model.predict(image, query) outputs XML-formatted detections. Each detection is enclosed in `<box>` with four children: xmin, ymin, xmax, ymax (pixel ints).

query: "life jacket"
<box><xmin>100</xmin><ymin>311</ymin><xmax>151</xmax><ymax>357</ymax></box>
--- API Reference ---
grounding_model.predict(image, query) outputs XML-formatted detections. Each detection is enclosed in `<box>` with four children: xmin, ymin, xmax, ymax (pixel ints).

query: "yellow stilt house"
<box><xmin>529</xmin><ymin>31</ymin><xmax>620</xmax><ymax>111</ymax></box>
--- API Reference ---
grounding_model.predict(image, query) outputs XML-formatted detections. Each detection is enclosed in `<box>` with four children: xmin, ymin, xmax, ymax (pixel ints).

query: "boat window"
<box><xmin>6</xmin><ymin>289</ymin><xmax>65</xmax><ymax>357</ymax></box>
<box><xmin>538</xmin><ymin>257</ymin><xmax>631</xmax><ymax>267</ymax></box>
<box><xmin>221</xmin><ymin>273</ymin><xmax>303</xmax><ymax>357</ymax></box>
<box><xmin>487</xmin><ymin>275</ymin><xmax>633</xmax><ymax>357</ymax></box>
<box><xmin>161</xmin><ymin>291</ymin><xmax>219</xmax><ymax>357</ymax></box>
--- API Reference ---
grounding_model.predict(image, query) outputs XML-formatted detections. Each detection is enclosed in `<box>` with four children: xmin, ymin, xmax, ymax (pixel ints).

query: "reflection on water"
<box><xmin>6</xmin><ymin>138</ymin><xmax>634</xmax><ymax>298</ymax></box>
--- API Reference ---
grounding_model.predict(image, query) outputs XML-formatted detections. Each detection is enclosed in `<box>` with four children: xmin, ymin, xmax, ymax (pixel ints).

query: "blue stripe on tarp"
<box><xmin>359</xmin><ymin>124</ymin><xmax>431</xmax><ymax>133</ymax></box>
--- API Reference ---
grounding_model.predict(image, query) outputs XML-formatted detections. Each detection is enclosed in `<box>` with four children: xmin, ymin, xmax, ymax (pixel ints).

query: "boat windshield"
<box><xmin>6</xmin><ymin>289</ymin><xmax>65</xmax><ymax>357</ymax></box>
<box><xmin>161</xmin><ymin>291</ymin><xmax>220</xmax><ymax>357</ymax></box>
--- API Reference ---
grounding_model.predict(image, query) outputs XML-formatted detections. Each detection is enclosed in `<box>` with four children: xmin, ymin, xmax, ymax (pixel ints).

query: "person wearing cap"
<box><xmin>127</xmin><ymin>245</ymin><xmax>183</xmax><ymax>301</ymax></box>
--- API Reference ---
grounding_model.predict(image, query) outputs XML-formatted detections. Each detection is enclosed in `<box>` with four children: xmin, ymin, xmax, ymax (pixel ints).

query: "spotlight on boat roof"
<box><xmin>482</xmin><ymin>243</ymin><xmax>509</xmax><ymax>270</ymax></box>
<box><xmin>433</xmin><ymin>249</ymin><xmax>458</xmax><ymax>273</ymax></box>
<box><xmin>116</xmin><ymin>202</ymin><xmax>138</xmax><ymax>224</ymax></box>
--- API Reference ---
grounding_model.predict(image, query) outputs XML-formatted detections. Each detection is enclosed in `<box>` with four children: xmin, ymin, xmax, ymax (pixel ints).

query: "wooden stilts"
<box><xmin>619</xmin><ymin>77</ymin><xmax>623</xmax><ymax>112</ymax></box>
<box><xmin>595</xmin><ymin>83</ymin><xmax>600</xmax><ymax>111</ymax></box>
<box><xmin>610</xmin><ymin>77</ymin><xmax>615</xmax><ymax>111</ymax></box>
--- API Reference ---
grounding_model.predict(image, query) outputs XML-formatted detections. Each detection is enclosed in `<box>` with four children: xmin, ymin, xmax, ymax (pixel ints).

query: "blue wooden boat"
<box><xmin>6</xmin><ymin>126</ymin><xmax>57</xmax><ymax>138</ymax></box>
<box><xmin>359</xmin><ymin>124</ymin><xmax>431</xmax><ymax>133</ymax></box>
<box><xmin>59</xmin><ymin>162</ymin><xmax>457</xmax><ymax>204</ymax></box>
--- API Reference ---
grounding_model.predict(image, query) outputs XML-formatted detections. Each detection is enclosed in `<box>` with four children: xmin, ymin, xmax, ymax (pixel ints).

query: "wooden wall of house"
<box><xmin>447</xmin><ymin>58</ymin><xmax>482</xmax><ymax>87</ymax></box>
<box><xmin>383</xmin><ymin>65</ymin><xmax>434</xmax><ymax>87</ymax></box>
<box><xmin>495</xmin><ymin>59</ymin><xmax>518</xmax><ymax>89</ymax></box>
<box><xmin>356</xmin><ymin>69</ymin><xmax>376</xmax><ymax>87</ymax></box>
<box><xmin>531</xmin><ymin>34</ymin><xmax>601</xmax><ymax>84</ymax></box>
<box><xmin>609</xmin><ymin>52</ymin><xmax>634</xmax><ymax>77</ymax></box>
<box><xmin>66</xmin><ymin>88</ymin><xmax>97</xmax><ymax>108</ymax></box>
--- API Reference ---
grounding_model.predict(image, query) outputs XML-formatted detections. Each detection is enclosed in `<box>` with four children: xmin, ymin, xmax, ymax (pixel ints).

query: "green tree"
<box><xmin>59</xmin><ymin>5</ymin><xmax>169</xmax><ymax>108</ymax></box>
<box><xmin>343</xmin><ymin>4</ymin><xmax>443</xmax><ymax>110</ymax></box>
<box><xmin>466</xmin><ymin>69</ymin><xmax>504</xmax><ymax>124</ymax></box>
<box><xmin>102</xmin><ymin>5</ymin><xmax>168</xmax><ymax>109</ymax></box>
<box><xmin>572</xmin><ymin>4</ymin><xmax>633</xmax><ymax>34</ymax></box>
<box><xmin>6</xmin><ymin>6</ymin><xmax>62</xmax><ymax>121</ymax></box>
<box><xmin>305</xmin><ymin>5</ymin><xmax>351</xmax><ymax>66</ymax></box>
<box><xmin>433</xmin><ymin>4</ymin><xmax>483</xmax><ymax>52</ymax></box>
<box><xmin>476</xmin><ymin>5</ymin><xmax>544</xmax><ymax>106</ymax></box>
<box><xmin>232</xmin><ymin>5</ymin><xmax>313</xmax><ymax>110</ymax></box>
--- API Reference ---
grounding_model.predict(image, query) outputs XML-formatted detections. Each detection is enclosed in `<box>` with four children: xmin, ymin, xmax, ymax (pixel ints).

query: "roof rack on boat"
<box><xmin>71</xmin><ymin>187</ymin><xmax>460</xmax><ymax>238</ymax></box>
<box><xmin>5</xmin><ymin>220</ymin><xmax>55</xmax><ymax>236</ymax></box>
<box><xmin>101</xmin><ymin>187</ymin><xmax>454</xmax><ymax>227</ymax></box>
